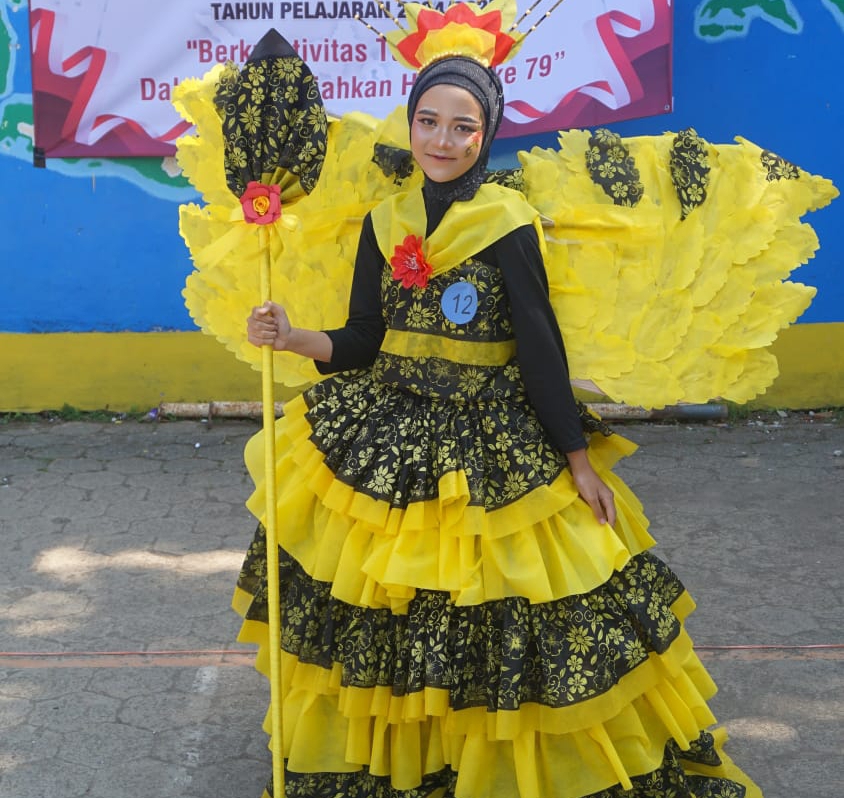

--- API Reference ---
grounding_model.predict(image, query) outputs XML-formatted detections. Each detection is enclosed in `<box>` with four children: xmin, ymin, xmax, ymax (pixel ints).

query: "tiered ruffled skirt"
<box><xmin>232</xmin><ymin>370</ymin><xmax>762</xmax><ymax>798</ymax></box>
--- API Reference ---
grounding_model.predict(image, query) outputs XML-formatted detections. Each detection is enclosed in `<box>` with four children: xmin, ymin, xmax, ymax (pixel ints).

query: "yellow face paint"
<box><xmin>465</xmin><ymin>130</ymin><xmax>483</xmax><ymax>158</ymax></box>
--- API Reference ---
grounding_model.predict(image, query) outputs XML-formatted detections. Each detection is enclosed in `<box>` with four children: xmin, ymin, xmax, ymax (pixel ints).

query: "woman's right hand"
<box><xmin>247</xmin><ymin>301</ymin><xmax>291</xmax><ymax>350</ymax></box>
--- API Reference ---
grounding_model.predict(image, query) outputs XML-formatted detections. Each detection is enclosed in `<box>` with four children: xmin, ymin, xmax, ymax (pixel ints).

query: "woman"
<box><xmin>238</xmin><ymin>56</ymin><xmax>761</xmax><ymax>798</ymax></box>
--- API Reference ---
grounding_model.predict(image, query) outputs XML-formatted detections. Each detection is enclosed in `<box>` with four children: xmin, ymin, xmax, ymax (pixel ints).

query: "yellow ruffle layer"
<box><xmin>233</xmin><ymin>592</ymin><xmax>758</xmax><ymax>798</ymax></box>
<box><xmin>243</xmin><ymin>393</ymin><xmax>652</xmax><ymax>610</ymax></box>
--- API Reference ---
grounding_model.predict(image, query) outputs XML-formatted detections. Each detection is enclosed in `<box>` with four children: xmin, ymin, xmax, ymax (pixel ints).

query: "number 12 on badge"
<box><xmin>441</xmin><ymin>281</ymin><xmax>478</xmax><ymax>325</ymax></box>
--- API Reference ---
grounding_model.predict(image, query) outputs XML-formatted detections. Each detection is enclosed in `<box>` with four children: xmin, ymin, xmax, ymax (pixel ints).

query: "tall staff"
<box><xmin>214</xmin><ymin>29</ymin><xmax>328</xmax><ymax>795</ymax></box>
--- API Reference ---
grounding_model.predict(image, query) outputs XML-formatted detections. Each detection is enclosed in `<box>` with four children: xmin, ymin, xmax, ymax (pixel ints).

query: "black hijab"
<box><xmin>407</xmin><ymin>56</ymin><xmax>504</xmax><ymax>207</ymax></box>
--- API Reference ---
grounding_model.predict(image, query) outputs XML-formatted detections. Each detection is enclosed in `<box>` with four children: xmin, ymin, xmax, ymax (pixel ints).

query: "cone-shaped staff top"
<box><xmin>214</xmin><ymin>28</ymin><xmax>328</xmax><ymax>198</ymax></box>
<box><xmin>248</xmin><ymin>27</ymin><xmax>298</xmax><ymax>61</ymax></box>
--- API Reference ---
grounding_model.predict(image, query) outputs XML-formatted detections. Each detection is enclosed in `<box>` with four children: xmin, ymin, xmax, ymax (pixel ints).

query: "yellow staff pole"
<box><xmin>259</xmin><ymin>224</ymin><xmax>284</xmax><ymax>797</ymax></box>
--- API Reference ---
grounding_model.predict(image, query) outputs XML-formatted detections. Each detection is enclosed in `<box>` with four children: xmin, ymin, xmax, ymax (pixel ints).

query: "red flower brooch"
<box><xmin>390</xmin><ymin>235</ymin><xmax>433</xmax><ymax>290</ymax></box>
<box><xmin>240</xmin><ymin>181</ymin><xmax>281</xmax><ymax>225</ymax></box>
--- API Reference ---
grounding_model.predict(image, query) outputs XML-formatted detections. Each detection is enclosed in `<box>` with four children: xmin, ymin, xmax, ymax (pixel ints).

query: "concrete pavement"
<box><xmin>0</xmin><ymin>412</ymin><xmax>842</xmax><ymax>798</ymax></box>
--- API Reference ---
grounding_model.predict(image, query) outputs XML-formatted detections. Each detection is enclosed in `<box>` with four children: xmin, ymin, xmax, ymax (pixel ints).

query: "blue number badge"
<box><xmin>441</xmin><ymin>281</ymin><xmax>478</xmax><ymax>325</ymax></box>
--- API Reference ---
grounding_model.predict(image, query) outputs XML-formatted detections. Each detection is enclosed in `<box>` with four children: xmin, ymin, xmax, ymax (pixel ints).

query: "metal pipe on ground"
<box><xmin>158</xmin><ymin>401</ymin><xmax>283</xmax><ymax>420</ymax></box>
<box><xmin>159</xmin><ymin>401</ymin><xmax>727</xmax><ymax>422</ymax></box>
<box><xmin>588</xmin><ymin>403</ymin><xmax>729</xmax><ymax>421</ymax></box>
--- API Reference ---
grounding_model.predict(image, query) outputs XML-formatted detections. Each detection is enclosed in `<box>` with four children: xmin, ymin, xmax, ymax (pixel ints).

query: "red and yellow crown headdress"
<box><xmin>357</xmin><ymin>0</ymin><xmax>566</xmax><ymax>71</ymax></box>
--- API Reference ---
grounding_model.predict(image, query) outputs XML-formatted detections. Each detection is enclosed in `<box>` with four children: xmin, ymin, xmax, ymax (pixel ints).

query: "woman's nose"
<box><xmin>434</xmin><ymin>128</ymin><xmax>452</xmax><ymax>148</ymax></box>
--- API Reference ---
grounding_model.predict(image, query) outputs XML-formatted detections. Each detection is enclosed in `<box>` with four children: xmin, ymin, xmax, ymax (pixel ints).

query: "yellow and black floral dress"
<box><xmin>231</xmin><ymin>182</ymin><xmax>762</xmax><ymax>798</ymax></box>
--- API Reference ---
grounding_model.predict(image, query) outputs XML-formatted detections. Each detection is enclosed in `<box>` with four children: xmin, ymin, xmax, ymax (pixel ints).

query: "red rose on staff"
<box><xmin>240</xmin><ymin>181</ymin><xmax>282</xmax><ymax>225</ymax></box>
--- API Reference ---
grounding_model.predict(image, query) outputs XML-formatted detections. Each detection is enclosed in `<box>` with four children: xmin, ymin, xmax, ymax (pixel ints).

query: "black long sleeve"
<box><xmin>492</xmin><ymin>225</ymin><xmax>587</xmax><ymax>454</ymax></box>
<box><xmin>315</xmin><ymin>214</ymin><xmax>386</xmax><ymax>374</ymax></box>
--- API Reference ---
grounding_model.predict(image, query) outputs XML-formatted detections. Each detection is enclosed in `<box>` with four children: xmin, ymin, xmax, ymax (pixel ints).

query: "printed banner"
<box><xmin>29</xmin><ymin>0</ymin><xmax>672</xmax><ymax>159</ymax></box>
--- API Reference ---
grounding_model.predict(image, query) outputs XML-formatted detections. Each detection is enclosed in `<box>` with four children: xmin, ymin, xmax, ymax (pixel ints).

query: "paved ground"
<box><xmin>0</xmin><ymin>412</ymin><xmax>842</xmax><ymax>798</ymax></box>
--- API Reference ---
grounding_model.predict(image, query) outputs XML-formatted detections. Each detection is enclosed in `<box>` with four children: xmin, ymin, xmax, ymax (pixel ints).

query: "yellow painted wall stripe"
<box><xmin>1</xmin><ymin>324</ymin><xmax>843</xmax><ymax>412</ymax></box>
<box><xmin>1</xmin><ymin>332</ymin><xmax>260</xmax><ymax>412</ymax></box>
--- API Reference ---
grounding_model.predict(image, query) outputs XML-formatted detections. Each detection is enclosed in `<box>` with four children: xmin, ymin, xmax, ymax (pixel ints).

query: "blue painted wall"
<box><xmin>1</xmin><ymin>0</ymin><xmax>842</xmax><ymax>335</ymax></box>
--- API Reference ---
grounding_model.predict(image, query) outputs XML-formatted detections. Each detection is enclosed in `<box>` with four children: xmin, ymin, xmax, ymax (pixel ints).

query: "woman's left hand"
<box><xmin>567</xmin><ymin>449</ymin><xmax>616</xmax><ymax>526</ymax></box>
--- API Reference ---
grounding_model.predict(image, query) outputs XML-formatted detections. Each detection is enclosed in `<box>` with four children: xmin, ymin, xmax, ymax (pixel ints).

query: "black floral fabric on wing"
<box><xmin>761</xmin><ymin>149</ymin><xmax>800</xmax><ymax>182</ymax></box>
<box><xmin>586</xmin><ymin>129</ymin><xmax>645</xmax><ymax>207</ymax></box>
<box><xmin>373</xmin><ymin>143</ymin><xmax>416</xmax><ymax>184</ymax></box>
<box><xmin>670</xmin><ymin>128</ymin><xmax>710</xmax><ymax>219</ymax></box>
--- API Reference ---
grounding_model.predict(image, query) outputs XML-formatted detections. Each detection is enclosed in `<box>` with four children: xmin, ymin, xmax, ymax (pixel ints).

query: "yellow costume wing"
<box><xmin>173</xmin><ymin>60</ymin><xmax>420</xmax><ymax>392</ymax></box>
<box><xmin>175</xmin><ymin>61</ymin><xmax>836</xmax><ymax>406</ymax></box>
<box><xmin>521</xmin><ymin>128</ymin><xmax>838</xmax><ymax>408</ymax></box>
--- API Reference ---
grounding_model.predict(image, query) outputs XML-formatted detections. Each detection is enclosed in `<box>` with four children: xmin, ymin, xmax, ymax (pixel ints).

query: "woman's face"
<box><xmin>410</xmin><ymin>83</ymin><xmax>484</xmax><ymax>184</ymax></box>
